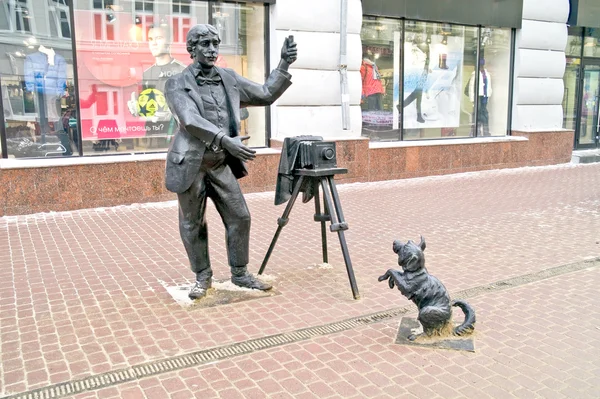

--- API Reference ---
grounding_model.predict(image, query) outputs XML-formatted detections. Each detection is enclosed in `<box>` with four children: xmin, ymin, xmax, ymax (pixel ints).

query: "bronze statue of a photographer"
<box><xmin>164</xmin><ymin>24</ymin><xmax>297</xmax><ymax>299</ymax></box>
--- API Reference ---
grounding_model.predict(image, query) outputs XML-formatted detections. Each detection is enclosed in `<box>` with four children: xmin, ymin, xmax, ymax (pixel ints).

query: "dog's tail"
<box><xmin>451</xmin><ymin>300</ymin><xmax>476</xmax><ymax>336</ymax></box>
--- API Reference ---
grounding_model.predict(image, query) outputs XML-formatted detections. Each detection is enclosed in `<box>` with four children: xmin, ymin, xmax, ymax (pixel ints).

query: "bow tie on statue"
<box><xmin>196</xmin><ymin>73</ymin><xmax>222</xmax><ymax>86</ymax></box>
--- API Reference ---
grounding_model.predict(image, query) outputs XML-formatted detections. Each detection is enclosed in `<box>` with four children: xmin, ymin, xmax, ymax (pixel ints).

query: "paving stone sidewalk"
<box><xmin>1</xmin><ymin>163</ymin><xmax>599</xmax><ymax>398</ymax></box>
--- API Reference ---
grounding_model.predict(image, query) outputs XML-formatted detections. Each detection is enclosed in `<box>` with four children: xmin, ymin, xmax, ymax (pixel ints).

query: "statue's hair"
<box><xmin>186</xmin><ymin>24</ymin><xmax>220</xmax><ymax>59</ymax></box>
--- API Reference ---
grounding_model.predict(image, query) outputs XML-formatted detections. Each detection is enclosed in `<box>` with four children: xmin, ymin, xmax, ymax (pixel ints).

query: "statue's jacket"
<box><xmin>164</xmin><ymin>65</ymin><xmax>292</xmax><ymax>194</ymax></box>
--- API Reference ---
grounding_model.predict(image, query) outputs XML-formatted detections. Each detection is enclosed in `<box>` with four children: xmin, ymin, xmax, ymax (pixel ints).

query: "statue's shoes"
<box><xmin>189</xmin><ymin>281</ymin><xmax>211</xmax><ymax>300</ymax></box>
<box><xmin>231</xmin><ymin>273</ymin><xmax>272</xmax><ymax>291</ymax></box>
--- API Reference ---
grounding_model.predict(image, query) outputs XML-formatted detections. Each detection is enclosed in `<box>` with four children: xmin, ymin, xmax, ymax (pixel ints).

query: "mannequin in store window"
<box><xmin>24</xmin><ymin>44</ymin><xmax>67</xmax><ymax>143</ymax></box>
<box><xmin>361</xmin><ymin>54</ymin><xmax>385</xmax><ymax>111</ymax></box>
<box><xmin>399</xmin><ymin>37</ymin><xmax>431</xmax><ymax>124</ymax></box>
<box><xmin>468</xmin><ymin>58</ymin><xmax>492</xmax><ymax>136</ymax></box>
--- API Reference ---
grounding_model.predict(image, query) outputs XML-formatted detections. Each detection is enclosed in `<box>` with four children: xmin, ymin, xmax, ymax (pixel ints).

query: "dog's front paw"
<box><xmin>377</xmin><ymin>273</ymin><xmax>389</xmax><ymax>282</ymax></box>
<box><xmin>378</xmin><ymin>270</ymin><xmax>396</xmax><ymax>289</ymax></box>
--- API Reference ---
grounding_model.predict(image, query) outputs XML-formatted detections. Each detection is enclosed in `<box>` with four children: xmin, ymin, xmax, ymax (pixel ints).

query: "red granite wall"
<box><xmin>0</xmin><ymin>130</ymin><xmax>574</xmax><ymax>216</ymax></box>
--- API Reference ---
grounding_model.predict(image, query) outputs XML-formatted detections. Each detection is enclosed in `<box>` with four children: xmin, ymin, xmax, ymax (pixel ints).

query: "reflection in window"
<box><xmin>566</xmin><ymin>27</ymin><xmax>583</xmax><ymax>58</ymax></box>
<box><xmin>0</xmin><ymin>2</ymin><xmax>10</xmax><ymax>30</ymax></box>
<box><xmin>477</xmin><ymin>27</ymin><xmax>511</xmax><ymax>137</ymax></box>
<box><xmin>13</xmin><ymin>0</ymin><xmax>33</xmax><ymax>33</ymax></box>
<box><xmin>0</xmin><ymin>0</ymin><xmax>78</xmax><ymax>158</ymax></box>
<box><xmin>135</xmin><ymin>0</ymin><xmax>154</xmax><ymax>13</ymax></box>
<box><xmin>49</xmin><ymin>0</ymin><xmax>71</xmax><ymax>38</ymax></box>
<box><xmin>359</xmin><ymin>18</ymin><xmax>512</xmax><ymax>141</ymax></box>
<box><xmin>172</xmin><ymin>1</ymin><xmax>191</xmax><ymax>15</ymax></box>
<box><xmin>584</xmin><ymin>28</ymin><xmax>600</xmax><ymax>58</ymax></box>
<box><xmin>71</xmin><ymin>0</ymin><xmax>267</xmax><ymax>154</ymax></box>
<box><xmin>93</xmin><ymin>0</ymin><xmax>114</xmax><ymax>9</ymax></box>
<box><xmin>403</xmin><ymin>21</ymin><xmax>477</xmax><ymax>140</ymax></box>
<box><xmin>563</xmin><ymin>58</ymin><xmax>581</xmax><ymax>131</ymax></box>
<box><xmin>359</xmin><ymin>17</ymin><xmax>402</xmax><ymax>141</ymax></box>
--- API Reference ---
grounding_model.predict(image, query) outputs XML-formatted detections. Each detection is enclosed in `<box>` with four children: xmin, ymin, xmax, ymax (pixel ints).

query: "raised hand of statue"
<box><xmin>221</xmin><ymin>135</ymin><xmax>256</xmax><ymax>161</ymax></box>
<box><xmin>279</xmin><ymin>35</ymin><xmax>297</xmax><ymax>69</ymax></box>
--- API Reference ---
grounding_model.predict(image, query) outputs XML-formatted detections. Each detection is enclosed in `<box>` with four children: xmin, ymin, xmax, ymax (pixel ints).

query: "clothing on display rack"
<box><xmin>361</xmin><ymin>58</ymin><xmax>385</xmax><ymax>111</ymax></box>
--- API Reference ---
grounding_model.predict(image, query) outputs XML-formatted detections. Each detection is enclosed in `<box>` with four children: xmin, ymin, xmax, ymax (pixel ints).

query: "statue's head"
<box><xmin>186</xmin><ymin>24</ymin><xmax>221</xmax><ymax>68</ymax></box>
<box><xmin>393</xmin><ymin>236</ymin><xmax>426</xmax><ymax>272</ymax></box>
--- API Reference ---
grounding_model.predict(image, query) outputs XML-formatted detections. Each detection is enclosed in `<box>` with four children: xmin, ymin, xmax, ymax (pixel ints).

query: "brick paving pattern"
<box><xmin>1</xmin><ymin>163</ymin><xmax>599</xmax><ymax>398</ymax></box>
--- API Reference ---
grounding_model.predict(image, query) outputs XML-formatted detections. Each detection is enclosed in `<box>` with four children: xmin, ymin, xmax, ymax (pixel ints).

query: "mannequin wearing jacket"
<box><xmin>361</xmin><ymin>57</ymin><xmax>385</xmax><ymax>110</ymax></box>
<box><xmin>468</xmin><ymin>59</ymin><xmax>492</xmax><ymax>136</ymax></box>
<box><xmin>24</xmin><ymin>45</ymin><xmax>67</xmax><ymax>140</ymax></box>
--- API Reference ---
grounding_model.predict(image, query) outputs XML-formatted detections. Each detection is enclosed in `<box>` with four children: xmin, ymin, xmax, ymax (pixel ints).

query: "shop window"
<box><xmin>359</xmin><ymin>17</ymin><xmax>402</xmax><ymax>141</ymax></box>
<box><xmin>72</xmin><ymin>0</ymin><xmax>267</xmax><ymax>155</ymax></box>
<box><xmin>403</xmin><ymin>21</ymin><xmax>478</xmax><ymax>140</ymax></box>
<box><xmin>360</xmin><ymin>18</ymin><xmax>512</xmax><ymax>141</ymax></box>
<box><xmin>477</xmin><ymin>27</ymin><xmax>511</xmax><ymax>137</ymax></box>
<box><xmin>0</xmin><ymin>0</ymin><xmax>78</xmax><ymax>158</ymax></box>
<box><xmin>564</xmin><ymin>58</ymin><xmax>581</xmax><ymax>131</ymax></box>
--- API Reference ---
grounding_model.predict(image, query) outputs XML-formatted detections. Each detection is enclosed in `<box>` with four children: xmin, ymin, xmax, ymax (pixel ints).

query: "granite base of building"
<box><xmin>0</xmin><ymin>130</ymin><xmax>574</xmax><ymax>216</ymax></box>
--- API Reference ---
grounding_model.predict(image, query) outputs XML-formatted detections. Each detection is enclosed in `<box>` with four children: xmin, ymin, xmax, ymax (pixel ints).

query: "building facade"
<box><xmin>0</xmin><ymin>0</ymin><xmax>575</xmax><ymax>216</ymax></box>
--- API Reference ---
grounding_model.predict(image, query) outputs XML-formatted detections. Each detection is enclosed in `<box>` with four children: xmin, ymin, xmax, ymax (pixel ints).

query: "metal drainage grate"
<box><xmin>2</xmin><ymin>257</ymin><xmax>598</xmax><ymax>399</ymax></box>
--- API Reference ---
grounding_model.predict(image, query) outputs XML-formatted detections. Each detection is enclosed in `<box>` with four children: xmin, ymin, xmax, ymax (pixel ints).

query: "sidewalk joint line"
<box><xmin>2</xmin><ymin>257</ymin><xmax>598</xmax><ymax>399</ymax></box>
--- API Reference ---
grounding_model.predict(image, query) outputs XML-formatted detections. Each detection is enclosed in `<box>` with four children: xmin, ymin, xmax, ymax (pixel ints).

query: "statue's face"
<box><xmin>194</xmin><ymin>32</ymin><xmax>220</xmax><ymax>67</ymax></box>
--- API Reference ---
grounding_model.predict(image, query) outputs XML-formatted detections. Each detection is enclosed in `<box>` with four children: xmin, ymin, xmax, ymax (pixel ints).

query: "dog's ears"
<box><xmin>418</xmin><ymin>235</ymin><xmax>426</xmax><ymax>251</ymax></box>
<box><xmin>392</xmin><ymin>240</ymin><xmax>403</xmax><ymax>254</ymax></box>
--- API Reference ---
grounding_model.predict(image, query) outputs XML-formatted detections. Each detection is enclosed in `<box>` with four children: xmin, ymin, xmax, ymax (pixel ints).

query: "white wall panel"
<box><xmin>522</xmin><ymin>0</ymin><xmax>569</xmax><ymax>23</ymax></box>
<box><xmin>515</xmin><ymin>78</ymin><xmax>565</xmax><ymax>105</ymax></box>
<box><xmin>275</xmin><ymin>0</ymin><xmax>362</xmax><ymax>34</ymax></box>
<box><xmin>274</xmin><ymin>31</ymin><xmax>362</xmax><ymax>71</ymax></box>
<box><xmin>516</xmin><ymin>49</ymin><xmax>566</xmax><ymax>78</ymax></box>
<box><xmin>277</xmin><ymin>70</ymin><xmax>362</xmax><ymax>106</ymax></box>
<box><xmin>274</xmin><ymin>106</ymin><xmax>363</xmax><ymax>138</ymax></box>
<box><xmin>270</xmin><ymin>0</ymin><xmax>364</xmax><ymax>138</ymax></box>
<box><xmin>511</xmin><ymin>0</ymin><xmax>569</xmax><ymax>132</ymax></box>
<box><xmin>519</xmin><ymin>20</ymin><xmax>567</xmax><ymax>51</ymax></box>
<box><xmin>513</xmin><ymin>104</ymin><xmax>564</xmax><ymax>131</ymax></box>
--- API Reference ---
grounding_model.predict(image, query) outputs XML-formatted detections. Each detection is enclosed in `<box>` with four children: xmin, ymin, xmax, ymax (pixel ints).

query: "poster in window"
<box><xmin>73</xmin><ymin>9</ymin><xmax>219</xmax><ymax>141</ymax></box>
<box><xmin>402</xmin><ymin>34</ymin><xmax>464</xmax><ymax>129</ymax></box>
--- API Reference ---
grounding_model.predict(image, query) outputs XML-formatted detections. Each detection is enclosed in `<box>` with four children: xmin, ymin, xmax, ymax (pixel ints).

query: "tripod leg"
<box><xmin>320</xmin><ymin>178</ymin><xmax>360</xmax><ymax>300</ymax></box>
<box><xmin>327</xmin><ymin>176</ymin><xmax>347</xmax><ymax>224</ymax></box>
<box><xmin>258</xmin><ymin>175</ymin><xmax>305</xmax><ymax>275</ymax></box>
<box><xmin>313</xmin><ymin>179</ymin><xmax>328</xmax><ymax>264</ymax></box>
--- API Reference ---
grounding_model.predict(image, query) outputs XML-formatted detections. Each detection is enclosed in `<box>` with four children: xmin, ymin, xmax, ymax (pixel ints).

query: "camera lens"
<box><xmin>322</xmin><ymin>147</ymin><xmax>335</xmax><ymax>160</ymax></box>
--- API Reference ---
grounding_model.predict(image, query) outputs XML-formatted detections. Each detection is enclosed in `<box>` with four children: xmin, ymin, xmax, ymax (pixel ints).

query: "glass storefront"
<box><xmin>563</xmin><ymin>26</ymin><xmax>600</xmax><ymax>149</ymax></box>
<box><xmin>564</xmin><ymin>27</ymin><xmax>583</xmax><ymax>133</ymax></box>
<box><xmin>0</xmin><ymin>0</ymin><xmax>268</xmax><ymax>159</ymax></box>
<box><xmin>0</xmin><ymin>0</ymin><xmax>78</xmax><ymax>158</ymax></box>
<box><xmin>360</xmin><ymin>18</ymin><xmax>513</xmax><ymax>141</ymax></box>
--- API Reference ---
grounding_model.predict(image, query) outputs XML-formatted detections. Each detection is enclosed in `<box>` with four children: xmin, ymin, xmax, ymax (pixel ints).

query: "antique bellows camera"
<box><xmin>296</xmin><ymin>139</ymin><xmax>337</xmax><ymax>170</ymax></box>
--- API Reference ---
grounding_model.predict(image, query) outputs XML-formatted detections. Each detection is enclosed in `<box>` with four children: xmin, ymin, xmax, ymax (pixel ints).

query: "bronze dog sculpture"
<box><xmin>378</xmin><ymin>237</ymin><xmax>475</xmax><ymax>340</ymax></box>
